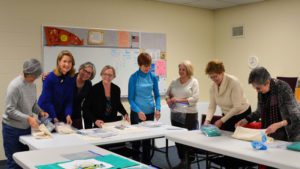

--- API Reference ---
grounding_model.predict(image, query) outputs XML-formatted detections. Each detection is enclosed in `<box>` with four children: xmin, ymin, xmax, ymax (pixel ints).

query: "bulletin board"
<box><xmin>42</xmin><ymin>26</ymin><xmax>167</xmax><ymax>97</ymax></box>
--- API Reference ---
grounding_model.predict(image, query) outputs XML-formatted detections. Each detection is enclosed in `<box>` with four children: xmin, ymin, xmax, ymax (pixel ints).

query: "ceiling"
<box><xmin>152</xmin><ymin>0</ymin><xmax>265</xmax><ymax>10</ymax></box>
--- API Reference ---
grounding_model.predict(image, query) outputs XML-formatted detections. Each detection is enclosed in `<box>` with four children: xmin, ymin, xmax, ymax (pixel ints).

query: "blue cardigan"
<box><xmin>128</xmin><ymin>69</ymin><xmax>161</xmax><ymax>114</ymax></box>
<box><xmin>38</xmin><ymin>72</ymin><xmax>75</xmax><ymax>121</ymax></box>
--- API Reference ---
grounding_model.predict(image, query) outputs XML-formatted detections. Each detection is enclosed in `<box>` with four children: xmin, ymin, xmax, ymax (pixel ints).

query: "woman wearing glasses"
<box><xmin>83</xmin><ymin>65</ymin><xmax>129</xmax><ymax>128</ymax></box>
<box><xmin>236</xmin><ymin>67</ymin><xmax>300</xmax><ymax>141</ymax></box>
<box><xmin>204</xmin><ymin>60</ymin><xmax>251</xmax><ymax>131</ymax></box>
<box><xmin>71</xmin><ymin>62</ymin><xmax>96</xmax><ymax>129</ymax></box>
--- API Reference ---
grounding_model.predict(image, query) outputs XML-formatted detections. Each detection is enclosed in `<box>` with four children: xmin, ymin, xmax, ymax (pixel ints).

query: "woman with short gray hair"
<box><xmin>236</xmin><ymin>67</ymin><xmax>300</xmax><ymax>141</ymax></box>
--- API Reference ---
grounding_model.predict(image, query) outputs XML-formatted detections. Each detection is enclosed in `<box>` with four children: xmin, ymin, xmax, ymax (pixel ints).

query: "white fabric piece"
<box><xmin>232</xmin><ymin>126</ymin><xmax>273</xmax><ymax>142</ymax></box>
<box><xmin>55</xmin><ymin>123</ymin><xmax>76</xmax><ymax>134</ymax></box>
<box><xmin>32</xmin><ymin>124</ymin><xmax>52</xmax><ymax>139</ymax></box>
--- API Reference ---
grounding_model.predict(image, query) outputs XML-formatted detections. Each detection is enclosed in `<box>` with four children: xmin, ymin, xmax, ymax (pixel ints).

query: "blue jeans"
<box><xmin>2</xmin><ymin>123</ymin><xmax>30</xmax><ymax>169</ymax></box>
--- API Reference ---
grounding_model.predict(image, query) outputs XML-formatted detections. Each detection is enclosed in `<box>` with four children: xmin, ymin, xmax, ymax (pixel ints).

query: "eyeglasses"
<box><xmin>82</xmin><ymin>69</ymin><xmax>93</xmax><ymax>76</ymax></box>
<box><xmin>102</xmin><ymin>73</ymin><xmax>114</xmax><ymax>78</ymax></box>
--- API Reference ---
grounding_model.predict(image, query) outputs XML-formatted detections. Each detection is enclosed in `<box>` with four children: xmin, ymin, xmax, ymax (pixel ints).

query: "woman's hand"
<box><xmin>155</xmin><ymin>110</ymin><xmax>161</xmax><ymax>121</ymax></box>
<box><xmin>138</xmin><ymin>112</ymin><xmax>146</xmax><ymax>121</ymax></box>
<box><xmin>39</xmin><ymin>111</ymin><xmax>49</xmax><ymax>118</ymax></box>
<box><xmin>203</xmin><ymin>120</ymin><xmax>210</xmax><ymax>125</ymax></box>
<box><xmin>235</xmin><ymin>119</ymin><xmax>248</xmax><ymax>128</ymax></box>
<box><xmin>170</xmin><ymin>97</ymin><xmax>177</xmax><ymax>103</ymax></box>
<box><xmin>53</xmin><ymin>118</ymin><xmax>59</xmax><ymax>124</ymax></box>
<box><xmin>214</xmin><ymin>119</ymin><xmax>223</xmax><ymax>128</ymax></box>
<box><xmin>166</xmin><ymin>98</ymin><xmax>173</xmax><ymax>108</ymax></box>
<box><xmin>41</xmin><ymin>72</ymin><xmax>49</xmax><ymax>81</ymax></box>
<box><xmin>66</xmin><ymin>115</ymin><xmax>72</xmax><ymax>125</ymax></box>
<box><xmin>123</xmin><ymin>114</ymin><xmax>130</xmax><ymax>122</ymax></box>
<box><xmin>266</xmin><ymin>121</ymin><xmax>285</xmax><ymax>135</ymax></box>
<box><xmin>95</xmin><ymin>120</ymin><xmax>104</xmax><ymax>128</ymax></box>
<box><xmin>27</xmin><ymin>116</ymin><xmax>39</xmax><ymax>129</ymax></box>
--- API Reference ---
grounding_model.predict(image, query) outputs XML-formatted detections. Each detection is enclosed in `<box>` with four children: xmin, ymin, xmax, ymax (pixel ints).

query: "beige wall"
<box><xmin>2</xmin><ymin>0</ymin><xmax>299</xmax><ymax>162</ymax></box>
<box><xmin>214</xmin><ymin>0</ymin><xmax>300</xmax><ymax>110</ymax></box>
<box><xmin>0</xmin><ymin>0</ymin><xmax>214</xmax><ymax>160</ymax></box>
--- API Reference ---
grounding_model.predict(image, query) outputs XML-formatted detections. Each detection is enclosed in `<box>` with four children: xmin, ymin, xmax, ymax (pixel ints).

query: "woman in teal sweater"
<box><xmin>128</xmin><ymin>52</ymin><xmax>161</xmax><ymax>164</ymax></box>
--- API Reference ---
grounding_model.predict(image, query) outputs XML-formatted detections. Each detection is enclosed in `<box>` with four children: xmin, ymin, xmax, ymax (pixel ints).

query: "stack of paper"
<box><xmin>77</xmin><ymin>128</ymin><xmax>117</xmax><ymax>138</ymax></box>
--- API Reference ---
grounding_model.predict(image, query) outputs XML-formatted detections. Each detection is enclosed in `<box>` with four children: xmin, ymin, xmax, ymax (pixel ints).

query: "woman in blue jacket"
<box><xmin>38</xmin><ymin>50</ymin><xmax>76</xmax><ymax>124</ymax></box>
<box><xmin>128</xmin><ymin>52</ymin><xmax>161</xmax><ymax>164</ymax></box>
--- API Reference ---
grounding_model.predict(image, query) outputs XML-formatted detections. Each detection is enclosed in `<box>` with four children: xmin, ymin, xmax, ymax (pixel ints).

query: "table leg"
<box><xmin>165</xmin><ymin>139</ymin><xmax>172</xmax><ymax>169</ymax></box>
<box><xmin>184</xmin><ymin>149</ymin><xmax>189</xmax><ymax>169</ymax></box>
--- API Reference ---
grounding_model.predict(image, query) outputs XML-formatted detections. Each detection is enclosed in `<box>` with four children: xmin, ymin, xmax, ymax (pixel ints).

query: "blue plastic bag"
<box><xmin>200</xmin><ymin>124</ymin><xmax>221</xmax><ymax>137</ymax></box>
<box><xmin>251</xmin><ymin>131</ymin><xmax>268</xmax><ymax>150</ymax></box>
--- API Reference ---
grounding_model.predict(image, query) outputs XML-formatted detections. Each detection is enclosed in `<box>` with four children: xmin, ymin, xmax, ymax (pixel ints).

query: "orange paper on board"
<box><xmin>118</xmin><ymin>31</ymin><xmax>130</xmax><ymax>47</ymax></box>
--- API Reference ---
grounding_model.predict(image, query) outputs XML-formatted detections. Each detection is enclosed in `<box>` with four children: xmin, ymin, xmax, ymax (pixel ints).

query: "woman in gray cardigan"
<box><xmin>236</xmin><ymin>67</ymin><xmax>300</xmax><ymax>141</ymax></box>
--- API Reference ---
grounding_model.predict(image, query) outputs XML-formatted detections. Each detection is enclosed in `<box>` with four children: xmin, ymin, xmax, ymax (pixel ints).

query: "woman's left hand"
<box><xmin>39</xmin><ymin>111</ymin><xmax>49</xmax><ymax>118</ymax></box>
<box><xmin>170</xmin><ymin>98</ymin><xmax>177</xmax><ymax>103</ymax></box>
<box><xmin>155</xmin><ymin>111</ymin><xmax>161</xmax><ymax>120</ymax></box>
<box><xmin>265</xmin><ymin>122</ymin><xmax>281</xmax><ymax>135</ymax></box>
<box><xmin>124</xmin><ymin>114</ymin><xmax>130</xmax><ymax>122</ymax></box>
<box><xmin>214</xmin><ymin>119</ymin><xmax>223</xmax><ymax>128</ymax></box>
<box><xmin>66</xmin><ymin>115</ymin><xmax>72</xmax><ymax>125</ymax></box>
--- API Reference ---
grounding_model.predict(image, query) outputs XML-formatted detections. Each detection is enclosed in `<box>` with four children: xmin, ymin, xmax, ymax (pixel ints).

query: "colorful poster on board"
<box><xmin>44</xmin><ymin>27</ymin><xmax>83</xmax><ymax>46</ymax></box>
<box><xmin>155</xmin><ymin>59</ymin><xmax>166</xmax><ymax>76</ymax></box>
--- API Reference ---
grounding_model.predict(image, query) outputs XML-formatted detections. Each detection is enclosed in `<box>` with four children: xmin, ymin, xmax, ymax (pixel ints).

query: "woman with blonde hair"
<box><xmin>83</xmin><ymin>65</ymin><xmax>129</xmax><ymax>128</ymax></box>
<box><xmin>166</xmin><ymin>60</ymin><xmax>199</xmax><ymax>169</ymax></box>
<box><xmin>38</xmin><ymin>50</ymin><xmax>76</xmax><ymax>124</ymax></box>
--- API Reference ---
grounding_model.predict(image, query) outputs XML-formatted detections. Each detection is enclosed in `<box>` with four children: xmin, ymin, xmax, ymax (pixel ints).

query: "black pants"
<box><xmin>130</xmin><ymin>111</ymin><xmax>154</xmax><ymax>164</ymax></box>
<box><xmin>171</xmin><ymin>113</ymin><xmax>199</xmax><ymax>161</ymax></box>
<box><xmin>72</xmin><ymin>118</ymin><xmax>83</xmax><ymax>129</ymax></box>
<box><xmin>221</xmin><ymin>106</ymin><xmax>251</xmax><ymax>132</ymax></box>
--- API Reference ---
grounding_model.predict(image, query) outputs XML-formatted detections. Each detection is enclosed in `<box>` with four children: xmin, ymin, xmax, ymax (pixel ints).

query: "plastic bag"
<box><xmin>38</xmin><ymin>117</ymin><xmax>55</xmax><ymax>132</ymax></box>
<box><xmin>251</xmin><ymin>131</ymin><xmax>268</xmax><ymax>150</ymax></box>
<box><xmin>287</xmin><ymin>142</ymin><xmax>300</xmax><ymax>152</ymax></box>
<box><xmin>200</xmin><ymin>124</ymin><xmax>221</xmax><ymax>137</ymax></box>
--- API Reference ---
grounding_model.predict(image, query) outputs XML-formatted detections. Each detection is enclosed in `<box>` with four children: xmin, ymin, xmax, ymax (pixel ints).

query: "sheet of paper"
<box><xmin>155</xmin><ymin>59</ymin><xmax>166</xmax><ymax>76</ymax></box>
<box><xmin>61</xmin><ymin>150</ymin><xmax>102</xmax><ymax>160</ymax></box>
<box><xmin>58</xmin><ymin>159</ymin><xmax>112</xmax><ymax>169</ymax></box>
<box><xmin>118</xmin><ymin>31</ymin><xmax>130</xmax><ymax>47</ymax></box>
<box><xmin>77</xmin><ymin>128</ymin><xmax>117</xmax><ymax>138</ymax></box>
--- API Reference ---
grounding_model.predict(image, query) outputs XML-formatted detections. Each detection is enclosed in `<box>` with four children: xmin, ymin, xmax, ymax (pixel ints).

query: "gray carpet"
<box><xmin>151</xmin><ymin>146</ymin><xmax>206</xmax><ymax>169</ymax></box>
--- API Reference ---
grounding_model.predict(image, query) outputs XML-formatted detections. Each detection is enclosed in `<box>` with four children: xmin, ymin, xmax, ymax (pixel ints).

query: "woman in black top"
<box><xmin>83</xmin><ymin>65</ymin><xmax>129</xmax><ymax>128</ymax></box>
<box><xmin>72</xmin><ymin>62</ymin><xmax>96</xmax><ymax>129</ymax></box>
<box><xmin>236</xmin><ymin>67</ymin><xmax>300</xmax><ymax>141</ymax></box>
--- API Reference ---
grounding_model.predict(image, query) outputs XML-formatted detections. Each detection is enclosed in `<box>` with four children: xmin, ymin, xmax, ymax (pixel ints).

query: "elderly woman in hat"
<box><xmin>2</xmin><ymin>59</ymin><xmax>48</xmax><ymax>169</ymax></box>
<box><xmin>236</xmin><ymin>67</ymin><xmax>300</xmax><ymax>141</ymax></box>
